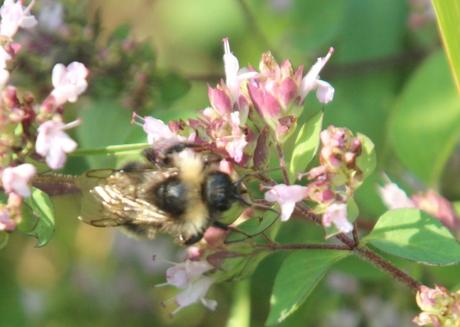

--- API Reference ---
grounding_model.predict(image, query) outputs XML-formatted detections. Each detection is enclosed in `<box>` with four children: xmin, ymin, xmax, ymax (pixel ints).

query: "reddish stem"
<box><xmin>275</xmin><ymin>142</ymin><xmax>290</xmax><ymax>185</ymax></box>
<box><xmin>258</xmin><ymin>243</ymin><xmax>350</xmax><ymax>251</ymax></box>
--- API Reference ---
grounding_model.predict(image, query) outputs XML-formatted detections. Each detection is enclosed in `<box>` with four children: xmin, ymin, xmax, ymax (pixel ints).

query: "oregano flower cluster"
<box><xmin>0</xmin><ymin>2</ymin><xmax>458</xmax><ymax>325</ymax></box>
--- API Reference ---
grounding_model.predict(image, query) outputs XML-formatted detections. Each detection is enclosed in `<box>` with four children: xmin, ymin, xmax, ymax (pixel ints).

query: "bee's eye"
<box><xmin>153</xmin><ymin>177</ymin><xmax>187</xmax><ymax>216</ymax></box>
<box><xmin>203</xmin><ymin>172</ymin><xmax>236</xmax><ymax>212</ymax></box>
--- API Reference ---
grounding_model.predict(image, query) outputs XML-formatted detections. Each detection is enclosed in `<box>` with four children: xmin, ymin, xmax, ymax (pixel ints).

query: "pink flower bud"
<box><xmin>1</xmin><ymin>163</ymin><xmax>36</xmax><ymax>197</ymax></box>
<box><xmin>208</xmin><ymin>86</ymin><xmax>232</xmax><ymax>116</ymax></box>
<box><xmin>203</xmin><ymin>226</ymin><xmax>229</xmax><ymax>247</ymax></box>
<box><xmin>278</xmin><ymin>77</ymin><xmax>298</xmax><ymax>108</ymax></box>
<box><xmin>0</xmin><ymin>209</ymin><xmax>15</xmax><ymax>231</ymax></box>
<box><xmin>248</xmin><ymin>81</ymin><xmax>281</xmax><ymax>118</ymax></box>
<box><xmin>412</xmin><ymin>191</ymin><xmax>460</xmax><ymax>232</ymax></box>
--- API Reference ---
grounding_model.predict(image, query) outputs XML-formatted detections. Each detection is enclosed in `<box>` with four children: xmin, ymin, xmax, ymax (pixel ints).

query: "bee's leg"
<box><xmin>120</xmin><ymin>161</ymin><xmax>150</xmax><ymax>172</ymax></box>
<box><xmin>212</xmin><ymin>221</ymin><xmax>229</xmax><ymax>230</ymax></box>
<box><xmin>183</xmin><ymin>232</ymin><xmax>204</xmax><ymax>245</ymax></box>
<box><xmin>142</xmin><ymin>148</ymin><xmax>157</xmax><ymax>164</ymax></box>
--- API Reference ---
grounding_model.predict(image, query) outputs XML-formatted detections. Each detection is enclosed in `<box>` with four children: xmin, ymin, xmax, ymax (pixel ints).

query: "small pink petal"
<box><xmin>378</xmin><ymin>179</ymin><xmax>415</xmax><ymax>210</ymax></box>
<box><xmin>208</xmin><ymin>86</ymin><xmax>232</xmax><ymax>115</ymax></box>
<box><xmin>322</xmin><ymin>203</ymin><xmax>353</xmax><ymax>233</ymax></box>
<box><xmin>264</xmin><ymin>184</ymin><xmax>309</xmax><ymax>221</ymax></box>
<box><xmin>300</xmin><ymin>47</ymin><xmax>334</xmax><ymax>102</ymax></box>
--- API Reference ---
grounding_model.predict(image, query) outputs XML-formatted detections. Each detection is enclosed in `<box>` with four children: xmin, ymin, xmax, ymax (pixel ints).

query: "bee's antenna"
<box><xmin>233</xmin><ymin>167</ymin><xmax>281</xmax><ymax>188</ymax></box>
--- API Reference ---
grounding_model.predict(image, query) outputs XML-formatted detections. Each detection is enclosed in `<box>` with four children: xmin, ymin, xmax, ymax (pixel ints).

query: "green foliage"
<box><xmin>432</xmin><ymin>0</ymin><xmax>460</xmax><ymax>92</ymax></box>
<box><xmin>0</xmin><ymin>232</ymin><xmax>8</xmax><ymax>250</ymax></box>
<box><xmin>266</xmin><ymin>250</ymin><xmax>349</xmax><ymax>325</ymax></box>
<box><xmin>288</xmin><ymin>111</ymin><xmax>323</xmax><ymax>182</ymax></box>
<box><xmin>364</xmin><ymin>208</ymin><xmax>460</xmax><ymax>266</ymax></box>
<box><xmin>76</xmin><ymin>100</ymin><xmax>134</xmax><ymax>169</ymax></box>
<box><xmin>389</xmin><ymin>51</ymin><xmax>460</xmax><ymax>187</ymax></box>
<box><xmin>21</xmin><ymin>188</ymin><xmax>55</xmax><ymax>247</ymax></box>
<box><xmin>356</xmin><ymin>133</ymin><xmax>377</xmax><ymax>180</ymax></box>
<box><xmin>338</xmin><ymin>0</ymin><xmax>407</xmax><ymax>63</ymax></box>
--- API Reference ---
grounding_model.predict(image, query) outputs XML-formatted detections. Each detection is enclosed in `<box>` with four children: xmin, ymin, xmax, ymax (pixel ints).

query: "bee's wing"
<box><xmin>77</xmin><ymin>168</ymin><xmax>177</xmax><ymax>228</ymax></box>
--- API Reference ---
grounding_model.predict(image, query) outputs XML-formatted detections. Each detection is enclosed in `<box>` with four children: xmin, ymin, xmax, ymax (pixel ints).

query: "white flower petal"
<box><xmin>378</xmin><ymin>179</ymin><xmax>415</xmax><ymax>210</ymax></box>
<box><xmin>1</xmin><ymin>163</ymin><xmax>36</xmax><ymax>197</ymax></box>
<box><xmin>175</xmin><ymin>277</ymin><xmax>214</xmax><ymax>308</ymax></box>
<box><xmin>50</xmin><ymin>62</ymin><xmax>88</xmax><ymax>106</ymax></box>
<box><xmin>316</xmin><ymin>80</ymin><xmax>335</xmax><ymax>104</ymax></box>
<box><xmin>280</xmin><ymin>201</ymin><xmax>296</xmax><ymax>221</ymax></box>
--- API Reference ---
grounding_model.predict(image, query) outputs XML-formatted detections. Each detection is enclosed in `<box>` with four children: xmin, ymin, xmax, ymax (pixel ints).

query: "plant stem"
<box><xmin>275</xmin><ymin>142</ymin><xmax>290</xmax><ymax>184</ymax></box>
<box><xmin>295</xmin><ymin>203</ymin><xmax>421</xmax><ymax>292</ymax></box>
<box><xmin>354</xmin><ymin>246</ymin><xmax>421</xmax><ymax>292</ymax></box>
<box><xmin>257</xmin><ymin>243</ymin><xmax>350</xmax><ymax>251</ymax></box>
<box><xmin>71</xmin><ymin>143</ymin><xmax>150</xmax><ymax>156</ymax></box>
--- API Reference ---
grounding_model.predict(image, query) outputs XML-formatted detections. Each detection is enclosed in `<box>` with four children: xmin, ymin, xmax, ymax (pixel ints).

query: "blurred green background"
<box><xmin>2</xmin><ymin>0</ymin><xmax>460</xmax><ymax>326</ymax></box>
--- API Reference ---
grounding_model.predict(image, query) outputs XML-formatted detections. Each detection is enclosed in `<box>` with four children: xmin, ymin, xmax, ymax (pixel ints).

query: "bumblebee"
<box><xmin>76</xmin><ymin>144</ymin><xmax>245</xmax><ymax>245</ymax></box>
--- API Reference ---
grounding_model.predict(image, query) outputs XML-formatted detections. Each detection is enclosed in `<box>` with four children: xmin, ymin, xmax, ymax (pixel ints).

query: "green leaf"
<box><xmin>363</xmin><ymin>208</ymin><xmax>460</xmax><ymax>266</ymax></box>
<box><xmin>389</xmin><ymin>51</ymin><xmax>460</xmax><ymax>187</ymax></box>
<box><xmin>0</xmin><ymin>232</ymin><xmax>8</xmax><ymax>250</ymax></box>
<box><xmin>226</xmin><ymin>280</ymin><xmax>250</xmax><ymax>327</ymax></box>
<box><xmin>23</xmin><ymin>188</ymin><xmax>55</xmax><ymax>247</ymax></box>
<box><xmin>266</xmin><ymin>250</ymin><xmax>349</xmax><ymax>325</ymax></box>
<box><xmin>288</xmin><ymin>111</ymin><xmax>323</xmax><ymax>181</ymax></box>
<box><xmin>432</xmin><ymin>0</ymin><xmax>460</xmax><ymax>92</ymax></box>
<box><xmin>155</xmin><ymin>72</ymin><xmax>191</xmax><ymax>106</ymax></box>
<box><xmin>338</xmin><ymin>0</ymin><xmax>406</xmax><ymax>63</ymax></box>
<box><xmin>356</xmin><ymin>133</ymin><xmax>376</xmax><ymax>179</ymax></box>
<box><xmin>77</xmin><ymin>99</ymin><xmax>133</xmax><ymax>169</ymax></box>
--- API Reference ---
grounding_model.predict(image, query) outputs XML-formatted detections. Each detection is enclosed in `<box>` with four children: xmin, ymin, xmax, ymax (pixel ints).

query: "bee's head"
<box><xmin>202</xmin><ymin>171</ymin><xmax>241</xmax><ymax>212</ymax></box>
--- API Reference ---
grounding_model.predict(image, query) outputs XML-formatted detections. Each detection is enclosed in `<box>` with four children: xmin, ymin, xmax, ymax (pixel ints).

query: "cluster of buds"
<box><xmin>248</xmin><ymin>47</ymin><xmax>334</xmax><ymax>142</ymax></box>
<box><xmin>262</xmin><ymin>127</ymin><xmax>364</xmax><ymax>235</ymax></box>
<box><xmin>379</xmin><ymin>178</ymin><xmax>460</xmax><ymax>235</ymax></box>
<box><xmin>138</xmin><ymin>38</ymin><xmax>334</xmax><ymax>169</ymax></box>
<box><xmin>0</xmin><ymin>1</ymin><xmax>89</xmax><ymax>233</ymax></box>
<box><xmin>305</xmin><ymin>126</ymin><xmax>363</xmax><ymax>234</ymax></box>
<box><xmin>413</xmin><ymin>285</ymin><xmax>460</xmax><ymax>326</ymax></box>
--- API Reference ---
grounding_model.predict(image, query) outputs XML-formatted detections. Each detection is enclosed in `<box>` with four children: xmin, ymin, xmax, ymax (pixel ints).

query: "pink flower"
<box><xmin>300</xmin><ymin>47</ymin><xmax>335</xmax><ymax>104</ymax></box>
<box><xmin>164</xmin><ymin>260</ymin><xmax>213</xmax><ymax>289</ymax></box>
<box><xmin>378</xmin><ymin>178</ymin><xmax>415</xmax><ymax>210</ymax></box>
<box><xmin>174</xmin><ymin>276</ymin><xmax>217</xmax><ymax>314</ymax></box>
<box><xmin>0</xmin><ymin>46</ymin><xmax>12</xmax><ymax>87</ymax></box>
<box><xmin>264</xmin><ymin>184</ymin><xmax>309</xmax><ymax>221</ymax></box>
<box><xmin>0</xmin><ymin>0</ymin><xmax>37</xmax><ymax>38</ymax></box>
<box><xmin>133</xmin><ymin>113</ymin><xmax>186</xmax><ymax>151</ymax></box>
<box><xmin>223</xmin><ymin>38</ymin><xmax>257</xmax><ymax>102</ymax></box>
<box><xmin>413</xmin><ymin>285</ymin><xmax>460</xmax><ymax>326</ymax></box>
<box><xmin>1</xmin><ymin>163</ymin><xmax>36</xmax><ymax>197</ymax></box>
<box><xmin>50</xmin><ymin>62</ymin><xmax>88</xmax><ymax>106</ymax></box>
<box><xmin>412</xmin><ymin>191</ymin><xmax>460</xmax><ymax>232</ymax></box>
<box><xmin>0</xmin><ymin>209</ymin><xmax>16</xmax><ymax>231</ymax></box>
<box><xmin>35</xmin><ymin>119</ymin><xmax>79</xmax><ymax>169</ymax></box>
<box><xmin>322</xmin><ymin>203</ymin><xmax>353</xmax><ymax>233</ymax></box>
<box><xmin>159</xmin><ymin>260</ymin><xmax>217</xmax><ymax>314</ymax></box>
<box><xmin>0</xmin><ymin>46</ymin><xmax>11</xmax><ymax>69</ymax></box>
